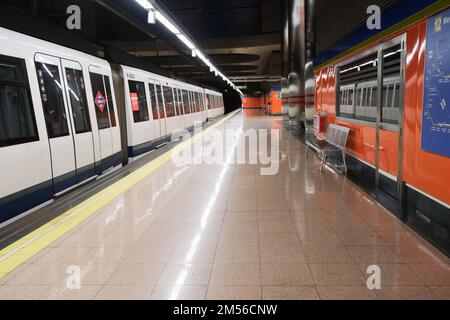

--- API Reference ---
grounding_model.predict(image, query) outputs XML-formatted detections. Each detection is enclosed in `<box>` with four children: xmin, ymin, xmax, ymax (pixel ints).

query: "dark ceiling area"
<box><xmin>0</xmin><ymin>0</ymin><xmax>398</xmax><ymax>95</ymax></box>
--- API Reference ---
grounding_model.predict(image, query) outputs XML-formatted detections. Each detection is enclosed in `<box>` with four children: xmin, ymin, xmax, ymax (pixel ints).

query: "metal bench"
<box><xmin>305</xmin><ymin>124</ymin><xmax>350</xmax><ymax>173</ymax></box>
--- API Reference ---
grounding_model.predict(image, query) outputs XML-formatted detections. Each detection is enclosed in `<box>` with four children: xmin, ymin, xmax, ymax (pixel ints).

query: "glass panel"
<box><xmin>149</xmin><ymin>83</ymin><xmax>159</xmax><ymax>120</ymax></box>
<box><xmin>156</xmin><ymin>84</ymin><xmax>165</xmax><ymax>119</ymax></box>
<box><xmin>0</xmin><ymin>59</ymin><xmax>25</xmax><ymax>82</ymax></box>
<box><xmin>36</xmin><ymin>62</ymin><xmax>70</xmax><ymax>138</ymax></box>
<box><xmin>89</xmin><ymin>72</ymin><xmax>110</xmax><ymax>130</ymax></box>
<box><xmin>182</xmin><ymin>90</ymin><xmax>191</xmax><ymax>114</ymax></box>
<box><xmin>371</xmin><ymin>87</ymin><xmax>378</xmax><ymax>107</ymax></box>
<box><xmin>339</xmin><ymin>52</ymin><xmax>378</xmax><ymax>121</ymax></box>
<box><xmin>176</xmin><ymin>89</ymin><xmax>183</xmax><ymax>115</ymax></box>
<box><xmin>128</xmin><ymin>80</ymin><xmax>150</xmax><ymax>123</ymax></box>
<box><xmin>190</xmin><ymin>91</ymin><xmax>196</xmax><ymax>113</ymax></box>
<box><xmin>198</xmin><ymin>93</ymin><xmax>205</xmax><ymax>111</ymax></box>
<box><xmin>104</xmin><ymin>76</ymin><xmax>116</xmax><ymax>127</ymax></box>
<box><xmin>0</xmin><ymin>56</ymin><xmax>39</xmax><ymax>148</ymax></box>
<box><xmin>0</xmin><ymin>85</ymin><xmax>38</xmax><ymax>147</ymax></box>
<box><xmin>163</xmin><ymin>86</ymin><xmax>176</xmax><ymax>117</ymax></box>
<box><xmin>382</xmin><ymin>43</ymin><xmax>402</xmax><ymax>125</ymax></box>
<box><xmin>65</xmin><ymin>68</ymin><xmax>91</xmax><ymax>134</ymax></box>
<box><xmin>207</xmin><ymin>95</ymin><xmax>212</xmax><ymax>109</ymax></box>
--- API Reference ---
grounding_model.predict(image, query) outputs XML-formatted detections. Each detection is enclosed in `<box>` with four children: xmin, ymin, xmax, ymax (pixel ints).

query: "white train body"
<box><xmin>0</xmin><ymin>27</ymin><xmax>224</xmax><ymax>223</ymax></box>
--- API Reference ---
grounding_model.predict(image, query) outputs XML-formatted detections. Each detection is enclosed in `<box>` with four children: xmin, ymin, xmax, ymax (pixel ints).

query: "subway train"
<box><xmin>314</xmin><ymin>6</ymin><xmax>450</xmax><ymax>254</ymax></box>
<box><xmin>0</xmin><ymin>26</ymin><xmax>225</xmax><ymax>224</ymax></box>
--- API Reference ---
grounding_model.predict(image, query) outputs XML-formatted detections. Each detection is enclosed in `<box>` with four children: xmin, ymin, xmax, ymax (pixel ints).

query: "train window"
<box><xmin>189</xmin><ymin>91</ymin><xmax>196</xmax><ymax>113</ymax></box>
<box><xmin>104</xmin><ymin>76</ymin><xmax>116</xmax><ymax>127</ymax></box>
<box><xmin>339</xmin><ymin>87</ymin><xmax>354</xmax><ymax>116</ymax></box>
<box><xmin>179</xmin><ymin>90</ymin><xmax>185</xmax><ymax>115</ymax></box>
<box><xmin>198</xmin><ymin>93</ymin><xmax>202</xmax><ymax>111</ymax></box>
<box><xmin>206</xmin><ymin>95</ymin><xmax>211</xmax><ymax>109</ymax></box>
<box><xmin>200</xmin><ymin>93</ymin><xmax>205</xmax><ymax>111</ymax></box>
<box><xmin>148</xmin><ymin>83</ymin><xmax>159</xmax><ymax>120</ymax></box>
<box><xmin>36</xmin><ymin>62</ymin><xmax>70</xmax><ymax>138</ymax></box>
<box><xmin>155</xmin><ymin>84</ymin><xmax>166</xmax><ymax>119</ymax></box>
<box><xmin>182</xmin><ymin>90</ymin><xmax>191</xmax><ymax>114</ymax></box>
<box><xmin>338</xmin><ymin>51</ymin><xmax>378</xmax><ymax>121</ymax></box>
<box><xmin>89</xmin><ymin>72</ymin><xmax>110</xmax><ymax>130</ymax></box>
<box><xmin>191</xmin><ymin>92</ymin><xmax>196</xmax><ymax>112</ymax></box>
<box><xmin>163</xmin><ymin>86</ymin><xmax>176</xmax><ymax>117</ymax></box>
<box><xmin>176</xmin><ymin>89</ymin><xmax>183</xmax><ymax>115</ymax></box>
<box><xmin>371</xmin><ymin>87</ymin><xmax>378</xmax><ymax>108</ymax></box>
<box><xmin>65</xmin><ymin>68</ymin><xmax>91</xmax><ymax>134</ymax></box>
<box><xmin>0</xmin><ymin>55</ymin><xmax>39</xmax><ymax>147</ymax></box>
<box><xmin>196</xmin><ymin>93</ymin><xmax>201</xmax><ymax>111</ymax></box>
<box><xmin>128</xmin><ymin>80</ymin><xmax>150</xmax><ymax>123</ymax></box>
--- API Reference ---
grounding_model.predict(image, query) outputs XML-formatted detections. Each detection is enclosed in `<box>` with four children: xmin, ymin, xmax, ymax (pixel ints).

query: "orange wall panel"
<box><xmin>242</xmin><ymin>97</ymin><xmax>262</xmax><ymax>109</ymax></box>
<box><xmin>270</xmin><ymin>91</ymin><xmax>282</xmax><ymax>114</ymax></box>
<box><xmin>314</xmin><ymin>16</ymin><xmax>450</xmax><ymax>205</ymax></box>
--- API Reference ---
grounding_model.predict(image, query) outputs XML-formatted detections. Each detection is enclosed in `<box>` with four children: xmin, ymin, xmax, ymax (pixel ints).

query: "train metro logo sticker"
<box><xmin>95</xmin><ymin>91</ymin><xmax>106</xmax><ymax>112</ymax></box>
<box><xmin>131</xmin><ymin>92</ymin><xmax>140</xmax><ymax>111</ymax></box>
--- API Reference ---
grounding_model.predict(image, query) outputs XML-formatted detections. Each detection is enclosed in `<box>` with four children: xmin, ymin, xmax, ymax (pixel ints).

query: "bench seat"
<box><xmin>306</xmin><ymin>124</ymin><xmax>350</xmax><ymax>173</ymax></box>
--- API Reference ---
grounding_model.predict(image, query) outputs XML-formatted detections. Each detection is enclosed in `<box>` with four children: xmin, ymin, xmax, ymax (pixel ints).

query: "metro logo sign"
<box><xmin>95</xmin><ymin>91</ymin><xmax>106</xmax><ymax>112</ymax></box>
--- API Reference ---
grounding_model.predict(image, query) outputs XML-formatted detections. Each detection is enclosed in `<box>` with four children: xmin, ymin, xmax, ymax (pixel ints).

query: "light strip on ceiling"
<box><xmin>133</xmin><ymin>0</ymin><xmax>243</xmax><ymax>95</ymax></box>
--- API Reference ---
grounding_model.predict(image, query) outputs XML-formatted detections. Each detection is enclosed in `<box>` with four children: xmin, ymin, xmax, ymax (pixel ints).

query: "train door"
<box><xmin>171</xmin><ymin>86</ymin><xmax>182</xmax><ymax>131</ymax></box>
<box><xmin>155</xmin><ymin>81</ymin><xmax>167</xmax><ymax>138</ymax></box>
<box><xmin>375</xmin><ymin>35</ymin><xmax>406</xmax><ymax>202</ymax></box>
<box><xmin>148</xmin><ymin>81</ymin><xmax>161</xmax><ymax>139</ymax></box>
<box><xmin>61</xmin><ymin>59</ymin><xmax>96</xmax><ymax>182</ymax></box>
<box><xmin>176</xmin><ymin>88</ymin><xmax>185</xmax><ymax>129</ymax></box>
<box><xmin>191</xmin><ymin>91</ymin><xmax>198</xmax><ymax>124</ymax></box>
<box><xmin>88</xmin><ymin>67</ymin><xmax>114</xmax><ymax>173</ymax></box>
<box><xmin>34</xmin><ymin>53</ymin><xmax>77</xmax><ymax>194</ymax></box>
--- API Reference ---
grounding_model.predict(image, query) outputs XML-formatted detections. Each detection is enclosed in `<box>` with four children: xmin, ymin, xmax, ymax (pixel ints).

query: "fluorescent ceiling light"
<box><xmin>177</xmin><ymin>34</ymin><xmax>195</xmax><ymax>49</ymax></box>
<box><xmin>133</xmin><ymin>0</ymin><xmax>241</xmax><ymax>94</ymax></box>
<box><xmin>135</xmin><ymin>0</ymin><xmax>154</xmax><ymax>10</ymax></box>
<box><xmin>156</xmin><ymin>11</ymin><xmax>180</xmax><ymax>34</ymax></box>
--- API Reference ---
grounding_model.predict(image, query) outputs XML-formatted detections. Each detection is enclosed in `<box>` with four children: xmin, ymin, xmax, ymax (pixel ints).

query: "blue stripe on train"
<box><xmin>0</xmin><ymin>152</ymin><xmax>122</xmax><ymax>224</ymax></box>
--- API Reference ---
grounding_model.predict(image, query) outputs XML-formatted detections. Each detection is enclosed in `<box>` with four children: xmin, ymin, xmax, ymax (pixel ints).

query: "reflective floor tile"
<box><xmin>262</xmin><ymin>286</ymin><xmax>319</xmax><ymax>300</ymax></box>
<box><xmin>210</xmin><ymin>264</ymin><xmax>261</xmax><ymax>286</ymax></box>
<box><xmin>94</xmin><ymin>285</ymin><xmax>154</xmax><ymax>300</ymax></box>
<box><xmin>158</xmin><ymin>264</ymin><xmax>213</xmax><ymax>286</ymax></box>
<box><xmin>206</xmin><ymin>286</ymin><xmax>262</xmax><ymax>300</ymax></box>
<box><xmin>317</xmin><ymin>286</ymin><xmax>377</xmax><ymax>300</ymax></box>
<box><xmin>260</xmin><ymin>264</ymin><xmax>314</xmax><ymax>286</ymax></box>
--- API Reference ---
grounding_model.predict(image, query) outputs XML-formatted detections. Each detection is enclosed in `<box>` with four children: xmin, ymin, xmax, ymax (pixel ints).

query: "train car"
<box><xmin>205</xmin><ymin>88</ymin><xmax>225</xmax><ymax>120</ymax></box>
<box><xmin>118</xmin><ymin>65</ymin><xmax>213</xmax><ymax>159</ymax></box>
<box><xmin>0</xmin><ymin>26</ymin><xmax>224</xmax><ymax>224</ymax></box>
<box><xmin>0</xmin><ymin>26</ymin><xmax>121</xmax><ymax>224</ymax></box>
<box><xmin>314</xmin><ymin>6</ymin><xmax>450</xmax><ymax>252</ymax></box>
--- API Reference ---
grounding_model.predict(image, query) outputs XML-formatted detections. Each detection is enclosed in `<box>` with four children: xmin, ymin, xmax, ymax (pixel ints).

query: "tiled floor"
<box><xmin>0</xmin><ymin>110</ymin><xmax>449</xmax><ymax>300</ymax></box>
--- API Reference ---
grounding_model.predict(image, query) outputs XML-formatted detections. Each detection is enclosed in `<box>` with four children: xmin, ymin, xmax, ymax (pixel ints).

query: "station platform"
<box><xmin>0</xmin><ymin>110</ymin><xmax>449</xmax><ymax>300</ymax></box>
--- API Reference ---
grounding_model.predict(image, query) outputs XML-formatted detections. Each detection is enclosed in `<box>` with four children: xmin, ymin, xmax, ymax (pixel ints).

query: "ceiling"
<box><xmin>0</xmin><ymin>0</ymin><xmax>398</xmax><ymax>94</ymax></box>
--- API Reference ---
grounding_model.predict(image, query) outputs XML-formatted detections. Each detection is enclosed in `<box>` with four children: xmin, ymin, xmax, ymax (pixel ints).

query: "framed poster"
<box><xmin>421</xmin><ymin>8</ymin><xmax>450</xmax><ymax>158</ymax></box>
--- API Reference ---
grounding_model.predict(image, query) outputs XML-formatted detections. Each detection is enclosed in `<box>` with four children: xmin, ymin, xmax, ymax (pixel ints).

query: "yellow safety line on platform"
<box><xmin>0</xmin><ymin>110</ymin><xmax>241</xmax><ymax>278</ymax></box>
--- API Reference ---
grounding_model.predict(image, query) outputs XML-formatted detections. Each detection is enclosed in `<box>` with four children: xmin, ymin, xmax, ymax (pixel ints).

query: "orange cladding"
<box><xmin>315</xmin><ymin>16</ymin><xmax>450</xmax><ymax>205</ymax></box>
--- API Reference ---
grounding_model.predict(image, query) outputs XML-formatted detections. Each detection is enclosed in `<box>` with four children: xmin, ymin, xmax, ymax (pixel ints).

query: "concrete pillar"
<box><xmin>304</xmin><ymin>0</ymin><xmax>316</xmax><ymax>128</ymax></box>
<box><xmin>288</xmin><ymin>0</ymin><xmax>306</xmax><ymax>127</ymax></box>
